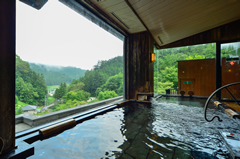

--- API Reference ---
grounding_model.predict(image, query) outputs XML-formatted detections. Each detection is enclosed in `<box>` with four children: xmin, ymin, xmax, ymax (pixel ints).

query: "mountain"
<box><xmin>73</xmin><ymin>56</ymin><xmax>123</xmax><ymax>96</ymax></box>
<box><xmin>30</xmin><ymin>63</ymin><xmax>86</xmax><ymax>86</ymax></box>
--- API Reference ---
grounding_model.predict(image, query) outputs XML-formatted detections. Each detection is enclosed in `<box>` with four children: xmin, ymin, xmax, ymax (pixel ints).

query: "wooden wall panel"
<box><xmin>222</xmin><ymin>58</ymin><xmax>240</xmax><ymax>99</ymax></box>
<box><xmin>178</xmin><ymin>58</ymin><xmax>240</xmax><ymax>99</ymax></box>
<box><xmin>178</xmin><ymin>59</ymin><xmax>216</xmax><ymax>97</ymax></box>
<box><xmin>125</xmin><ymin>31</ymin><xmax>154</xmax><ymax>99</ymax></box>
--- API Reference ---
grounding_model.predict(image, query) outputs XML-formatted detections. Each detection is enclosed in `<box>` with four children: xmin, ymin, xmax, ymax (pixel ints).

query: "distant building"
<box><xmin>22</xmin><ymin>105</ymin><xmax>38</xmax><ymax>114</ymax></box>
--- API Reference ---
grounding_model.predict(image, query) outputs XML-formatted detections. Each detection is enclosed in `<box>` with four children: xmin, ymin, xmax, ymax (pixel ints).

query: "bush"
<box><xmin>157</xmin><ymin>81</ymin><xmax>174</xmax><ymax>94</ymax></box>
<box><xmin>35</xmin><ymin>110</ymin><xmax>50</xmax><ymax>115</ymax></box>
<box><xmin>15</xmin><ymin>107</ymin><xmax>23</xmax><ymax>115</ymax></box>
<box><xmin>97</xmin><ymin>90</ymin><xmax>118</xmax><ymax>101</ymax></box>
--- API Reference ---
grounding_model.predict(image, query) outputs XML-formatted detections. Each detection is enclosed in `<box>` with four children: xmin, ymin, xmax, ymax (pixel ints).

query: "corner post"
<box><xmin>0</xmin><ymin>0</ymin><xmax>16</xmax><ymax>155</ymax></box>
<box><xmin>216</xmin><ymin>42</ymin><xmax>222</xmax><ymax>100</ymax></box>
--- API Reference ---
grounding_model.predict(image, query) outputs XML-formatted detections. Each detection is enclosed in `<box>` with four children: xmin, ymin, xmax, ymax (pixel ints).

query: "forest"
<box><xmin>154</xmin><ymin>43</ymin><xmax>240</xmax><ymax>94</ymax></box>
<box><xmin>15</xmin><ymin>55</ymin><xmax>123</xmax><ymax>115</ymax></box>
<box><xmin>15</xmin><ymin>55</ymin><xmax>48</xmax><ymax>114</ymax></box>
<box><xmin>51</xmin><ymin>56</ymin><xmax>123</xmax><ymax>112</ymax></box>
<box><xmin>30</xmin><ymin>63</ymin><xmax>86</xmax><ymax>85</ymax></box>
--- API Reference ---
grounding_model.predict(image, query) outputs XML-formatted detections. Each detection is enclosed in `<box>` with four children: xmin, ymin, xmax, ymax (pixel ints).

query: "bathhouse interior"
<box><xmin>0</xmin><ymin>0</ymin><xmax>240</xmax><ymax>158</ymax></box>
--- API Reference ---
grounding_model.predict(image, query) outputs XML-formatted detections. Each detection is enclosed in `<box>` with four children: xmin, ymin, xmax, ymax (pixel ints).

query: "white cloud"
<box><xmin>16</xmin><ymin>0</ymin><xmax>123</xmax><ymax>70</ymax></box>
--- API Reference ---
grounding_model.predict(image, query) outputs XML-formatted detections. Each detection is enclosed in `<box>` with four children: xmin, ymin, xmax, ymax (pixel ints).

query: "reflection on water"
<box><xmin>29</xmin><ymin>97</ymin><xmax>240</xmax><ymax>159</ymax></box>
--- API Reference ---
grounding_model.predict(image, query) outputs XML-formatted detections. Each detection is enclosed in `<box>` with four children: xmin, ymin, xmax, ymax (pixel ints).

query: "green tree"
<box><xmin>53</xmin><ymin>82</ymin><xmax>67</xmax><ymax>99</ymax></box>
<box><xmin>16</xmin><ymin>55</ymin><xmax>47</xmax><ymax>105</ymax></box>
<box><xmin>66</xmin><ymin>90</ymin><xmax>90</xmax><ymax>101</ymax></box>
<box><xmin>99</xmin><ymin>73</ymin><xmax>123</xmax><ymax>95</ymax></box>
<box><xmin>97</xmin><ymin>91</ymin><xmax>118</xmax><ymax>101</ymax></box>
<box><xmin>68</xmin><ymin>82</ymin><xmax>85</xmax><ymax>92</ymax></box>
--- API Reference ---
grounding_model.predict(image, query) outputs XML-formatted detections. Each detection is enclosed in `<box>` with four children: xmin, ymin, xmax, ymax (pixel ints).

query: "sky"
<box><xmin>16</xmin><ymin>0</ymin><xmax>123</xmax><ymax>70</ymax></box>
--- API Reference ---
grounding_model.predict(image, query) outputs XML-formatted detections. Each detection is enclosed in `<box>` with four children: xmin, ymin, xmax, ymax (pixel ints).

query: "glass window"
<box><xmin>154</xmin><ymin>44</ymin><xmax>216</xmax><ymax>97</ymax></box>
<box><xmin>221</xmin><ymin>42</ymin><xmax>240</xmax><ymax>101</ymax></box>
<box><xmin>16</xmin><ymin>0</ymin><xmax>123</xmax><ymax>133</ymax></box>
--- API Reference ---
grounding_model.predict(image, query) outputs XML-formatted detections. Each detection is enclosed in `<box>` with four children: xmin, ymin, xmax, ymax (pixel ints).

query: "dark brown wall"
<box><xmin>178</xmin><ymin>58</ymin><xmax>240</xmax><ymax>98</ymax></box>
<box><xmin>0</xmin><ymin>0</ymin><xmax>16</xmax><ymax>154</ymax></box>
<box><xmin>125</xmin><ymin>31</ymin><xmax>154</xmax><ymax>99</ymax></box>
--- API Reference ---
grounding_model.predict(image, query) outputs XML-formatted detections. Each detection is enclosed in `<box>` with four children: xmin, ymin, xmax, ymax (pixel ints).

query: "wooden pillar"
<box><xmin>216</xmin><ymin>42</ymin><xmax>222</xmax><ymax>100</ymax></box>
<box><xmin>125</xmin><ymin>31</ymin><xmax>154</xmax><ymax>99</ymax></box>
<box><xmin>0</xmin><ymin>0</ymin><xmax>16</xmax><ymax>155</ymax></box>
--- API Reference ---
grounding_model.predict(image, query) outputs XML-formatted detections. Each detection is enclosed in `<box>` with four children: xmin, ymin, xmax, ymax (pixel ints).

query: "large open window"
<box><xmin>16</xmin><ymin>0</ymin><xmax>124</xmax><ymax>132</ymax></box>
<box><xmin>154</xmin><ymin>44</ymin><xmax>216</xmax><ymax>97</ymax></box>
<box><xmin>221</xmin><ymin>42</ymin><xmax>240</xmax><ymax>101</ymax></box>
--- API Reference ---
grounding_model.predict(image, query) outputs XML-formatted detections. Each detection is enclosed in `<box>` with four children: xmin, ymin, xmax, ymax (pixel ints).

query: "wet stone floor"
<box><xmin>29</xmin><ymin>98</ymin><xmax>240</xmax><ymax>159</ymax></box>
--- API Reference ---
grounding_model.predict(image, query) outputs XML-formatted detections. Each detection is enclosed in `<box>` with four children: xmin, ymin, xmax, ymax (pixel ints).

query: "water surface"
<box><xmin>29</xmin><ymin>97</ymin><xmax>240</xmax><ymax>158</ymax></box>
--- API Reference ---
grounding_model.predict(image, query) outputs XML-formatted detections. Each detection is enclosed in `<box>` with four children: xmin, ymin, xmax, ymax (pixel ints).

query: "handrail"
<box><xmin>204</xmin><ymin>82</ymin><xmax>240</xmax><ymax>122</ymax></box>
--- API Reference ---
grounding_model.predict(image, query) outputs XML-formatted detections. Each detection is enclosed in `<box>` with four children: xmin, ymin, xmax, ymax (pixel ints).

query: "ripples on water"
<box><xmin>151</xmin><ymin>97</ymin><xmax>240</xmax><ymax>159</ymax></box>
<box><xmin>29</xmin><ymin>97</ymin><xmax>240</xmax><ymax>159</ymax></box>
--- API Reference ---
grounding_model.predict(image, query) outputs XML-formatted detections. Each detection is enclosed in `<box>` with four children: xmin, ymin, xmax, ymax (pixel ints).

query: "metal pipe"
<box><xmin>204</xmin><ymin>82</ymin><xmax>240</xmax><ymax>122</ymax></box>
<box><xmin>224</xmin><ymin>87</ymin><xmax>240</xmax><ymax>106</ymax></box>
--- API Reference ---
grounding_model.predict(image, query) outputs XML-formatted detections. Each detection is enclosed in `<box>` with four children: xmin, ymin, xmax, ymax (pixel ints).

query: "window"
<box><xmin>16</xmin><ymin>0</ymin><xmax>123</xmax><ymax>132</ymax></box>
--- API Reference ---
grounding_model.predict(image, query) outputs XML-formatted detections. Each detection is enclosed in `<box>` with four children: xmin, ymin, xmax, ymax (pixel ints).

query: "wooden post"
<box><xmin>216</xmin><ymin>42</ymin><xmax>222</xmax><ymax>100</ymax></box>
<box><xmin>0</xmin><ymin>0</ymin><xmax>16</xmax><ymax>155</ymax></box>
<box><xmin>125</xmin><ymin>31</ymin><xmax>154</xmax><ymax>99</ymax></box>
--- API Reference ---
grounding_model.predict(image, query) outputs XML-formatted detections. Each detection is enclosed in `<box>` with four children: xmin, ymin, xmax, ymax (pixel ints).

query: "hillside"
<box><xmin>16</xmin><ymin>55</ymin><xmax>47</xmax><ymax>106</ymax></box>
<box><xmin>30</xmin><ymin>63</ymin><xmax>86</xmax><ymax>86</ymax></box>
<box><xmin>72</xmin><ymin>56</ymin><xmax>123</xmax><ymax>96</ymax></box>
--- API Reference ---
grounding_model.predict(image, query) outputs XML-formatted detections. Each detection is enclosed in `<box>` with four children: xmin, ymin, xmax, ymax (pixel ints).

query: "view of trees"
<box><xmin>154</xmin><ymin>43</ymin><xmax>240</xmax><ymax>94</ymax></box>
<box><xmin>16</xmin><ymin>55</ymin><xmax>48</xmax><ymax>105</ymax></box>
<box><xmin>30</xmin><ymin>63</ymin><xmax>86</xmax><ymax>85</ymax></box>
<box><xmin>52</xmin><ymin>56</ymin><xmax>123</xmax><ymax>111</ymax></box>
<box><xmin>16</xmin><ymin>55</ymin><xmax>123</xmax><ymax>115</ymax></box>
<box><xmin>72</xmin><ymin>56</ymin><xmax>123</xmax><ymax>96</ymax></box>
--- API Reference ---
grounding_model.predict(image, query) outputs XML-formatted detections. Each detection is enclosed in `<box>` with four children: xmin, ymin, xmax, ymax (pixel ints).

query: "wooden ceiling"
<box><xmin>81</xmin><ymin>0</ymin><xmax>240</xmax><ymax>47</ymax></box>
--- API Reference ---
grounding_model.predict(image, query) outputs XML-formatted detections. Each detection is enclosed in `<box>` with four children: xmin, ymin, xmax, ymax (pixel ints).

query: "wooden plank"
<box><xmin>160</xmin><ymin>19</ymin><xmax>240</xmax><ymax>49</ymax></box>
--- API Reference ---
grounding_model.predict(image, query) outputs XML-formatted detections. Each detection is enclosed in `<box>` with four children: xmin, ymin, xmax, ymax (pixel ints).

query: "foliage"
<box><xmin>97</xmin><ymin>73</ymin><xmax>123</xmax><ymax>96</ymax></box>
<box><xmin>15</xmin><ymin>107</ymin><xmax>23</xmax><ymax>115</ymax></box>
<box><xmin>48</xmin><ymin>96</ymin><xmax>55</xmax><ymax>104</ymax></box>
<box><xmin>47</xmin><ymin>85</ymin><xmax>59</xmax><ymax>91</ymax></box>
<box><xmin>79</xmin><ymin>70</ymin><xmax>108</xmax><ymax>96</ymax></box>
<box><xmin>159</xmin><ymin>67</ymin><xmax>178</xmax><ymax>87</ymax></box>
<box><xmin>15</xmin><ymin>95</ymin><xmax>18</xmax><ymax>104</ymax></box>
<box><xmin>68</xmin><ymin>82</ymin><xmax>85</xmax><ymax>92</ymax></box>
<box><xmin>30</xmin><ymin>63</ymin><xmax>86</xmax><ymax>86</ymax></box>
<box><xmin>74</xmin><ymin>56</ymin><xmax>123</xmax><ymax>96</ymax></box>
<box><xmin>186</xmin><ymin>54</ymin><xmax>205</xmax><ymax>60</ymax></box>
<box><xmin>16</xmin><ymin>55</ymin><xmax>47</xmax><ymax>106</ymax></box>
<box><xmin>87</xmin><ymin>99</ymin><xmax>99</xmax><ymax>103</ymax></box>
<box><xmin>154</xmin><ymin>43</ymin><xmax>238</xmax><ymax>94</ymax></box>
<box><xmin>97</xmin><ymin>91</ymin><xmax>118</xmax><ymax>101</ymax></box>
<box><xmin>157</xmin><ymin>81</ymin><xmax>174</xmax><ymax>94</ymax></box>
<box><xmin>66</xmin><ymin>90</ymin><xmax>90</xmax><ymax>101</ymax></box>
<box><xmin>15</xmin><ymin>98</ymin><xmax>26</xmax><ymax>115</ymax></box>
<box><xmin>53</xmin><ymin>100</ymin><xmax>87</xmax><ymax>111</ymax></box>
<box><xmin>35</xmin><ymin>110</ymin><xmax>50</xmax><ymax>115</ymax></box>
<box><xmin>53</xmin><ymin>82</ymin><xmax>67</xmax><ymax>99</ymax></box>
<box><xmin>17</xmin><ymin>101</ymin><xmax>28</xmax><ymax>107</ymax></box>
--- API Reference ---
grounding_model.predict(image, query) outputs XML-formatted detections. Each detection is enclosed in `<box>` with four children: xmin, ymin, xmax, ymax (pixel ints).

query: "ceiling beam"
<box><xmin>125</xmin><ymin>0</ymin><xmax>161</xmax><ymax>49</ymax></box>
